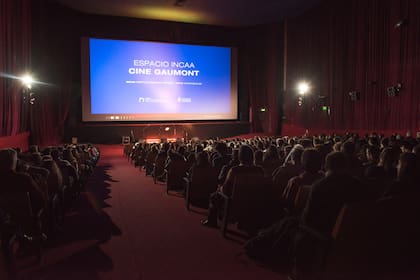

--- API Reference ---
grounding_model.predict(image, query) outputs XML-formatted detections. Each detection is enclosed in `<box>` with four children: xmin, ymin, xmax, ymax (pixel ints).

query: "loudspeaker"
<box><xmin>387</xmin><ymin>87</ymin><xmax>397</xmax><ymax>97</ymax></box>
<box><xmin>349</xmin><ymin>91</ymin><xmax>360</xmax><ymax>101</ymax></box>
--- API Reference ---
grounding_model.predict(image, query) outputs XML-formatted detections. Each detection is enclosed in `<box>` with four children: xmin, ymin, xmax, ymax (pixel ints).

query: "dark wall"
<box><xmin>284</xmin><ymin>0</ymin><xmax>420</xmax><ymax>133</ymax></box>
<box><xmin>32</xmin><ymin>0</ymin><xmax>284</xmax><ymax>143</ymax></box>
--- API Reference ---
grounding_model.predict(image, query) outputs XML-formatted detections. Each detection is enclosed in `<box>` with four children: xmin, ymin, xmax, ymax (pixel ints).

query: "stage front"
<box><xmin>64</xmin><ymin>121</ymin><xmax>250</xmax><ymax>144</ymax></box>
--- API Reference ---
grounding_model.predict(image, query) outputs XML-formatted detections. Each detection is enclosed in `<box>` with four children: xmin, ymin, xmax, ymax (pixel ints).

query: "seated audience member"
<box><xmin>188</xmin><ymin>152</ymin><xmax>218</xmax><ymax>206</ymax></box>
<box><xmin>212</xmin><ymin>142</ymin><xmax>231</xmax><ymax>175</ymax></box>
<box><xmin>41</xmin><ymin>159</ymin><xmax>63</xmax><ymax>196</ymax></box>
<box><xmin>144</xmin><ymin>145</ymin><xmax>158</xmax><ymax>175</ymax></box>
<box><xmin>282</xmin><ymin>149</ymin><xmax>324</xmax><ymax>211</ymax></box>
<box><xmin>401</xmin><ymin>140</ymin><xmax>414</xmax><ymax>153</ymax></box>
<box><xmin>0</xmin><ymin>149</ymin><xmax>46</xmax><ymax>214</ymax></box>
<box><xmin>218</xmin><ymin>149</ymin><xmax>240</xmax><ymax>184</ymax></box>
<box><xmin>340</xmin><ymin>141</ymin><xmax>362</xmax><ymax>177</ymax></box>
<box><xmin>201</xmin><ymin>145</ymin><xmax>264</xmax><ymax>227</ymax></box>
<box><xmin>365</xmin><ymin>147</ymin><xmax>397</xmax><ymax>182</ymax></box>
<box><xmin>301</xmin><ymin>151</ymin><xmax>367</xmax><ymax>236</ymax></box>
<box><xmin>384</xmin><ymin>152</ymin><xmax>419</xmax><ymax>196</ymax></box>
<box><xmin>262</xmin><ymin>145</ymin><xmax>282</xmax><ymax>177</ymax></box>
<box><xmin>62</xmin><ymin>148</ymin><xmax>79</xmax><ymax>173</ymax></box>
<box><xmin>363</xmin><ymin>145</ymin><xmax>380</xmax><ymax>169</ymax></box>
<box><xmin>153</xmin><ymin>144</ymin><xmax>168</xmax><ymax>180</ymax></box>
<box><xmin>272</xmin><ymin>145</ymin><xmax>304</xmax><ymax>197</ymax></box>
<box><xmin>165</xmin><ymin>149</ymin><xmax>188</xmax><ymax>190</ymax></box>
<box><xmin>51</xmin><ymin>149</ymin><xmax>79</xmax><ymax>188</ymax></box>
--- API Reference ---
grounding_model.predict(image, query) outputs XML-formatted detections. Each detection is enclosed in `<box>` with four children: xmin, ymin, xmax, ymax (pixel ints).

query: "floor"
<box><xmin>6</xmin><ymin>145</ymin><xmax>284</xmax><ymax>280</ymax></box>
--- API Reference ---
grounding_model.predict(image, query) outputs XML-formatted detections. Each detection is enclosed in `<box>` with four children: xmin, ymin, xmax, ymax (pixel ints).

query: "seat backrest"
<box><xmin>0</xmin><ymin>192</ymin><xmax>33</xmax><ymax>229</ymax></box>
<box><xmin>190</xmin><ymin>167</ymin><xmax>219</xmax><ymax>197</ymax></box>
<box><xmin>325</xmin><ymin>195</ymin><xmax>420</xmax><ymax>277</ymax></box>
<box><xmin>229</xmin><ymin>173</ymin><xmax>267</xmax><ymax>220</ymax></box>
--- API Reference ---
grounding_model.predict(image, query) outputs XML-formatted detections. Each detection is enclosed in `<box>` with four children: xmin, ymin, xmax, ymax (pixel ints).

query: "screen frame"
<box><xmin>81</xmin><ymin>37</ymin><xmax>238</xmax><ymax>123</ymax></box>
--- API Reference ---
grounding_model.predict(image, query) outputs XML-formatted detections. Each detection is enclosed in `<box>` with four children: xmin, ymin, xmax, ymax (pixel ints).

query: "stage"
<box><xmin>63</xmin><ymin>121</ymin><xmax>250</xmax><ymax>144</ymax></box>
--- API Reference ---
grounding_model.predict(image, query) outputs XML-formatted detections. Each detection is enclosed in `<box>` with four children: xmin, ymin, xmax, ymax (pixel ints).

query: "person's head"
<box><xmin>300</xmin><ymin>139</ymin><xmax>313</xmax><ymax>149</ymax></box>
<box><xmin>276</xmin><ymin>138</ymin><xmax>284</xmax><ymax>147</ymax></box>
<box><xmin>325</xmin><ymin>151</ymin><xmax>348</xmax><ymax>175</ymax></box>
<box><xmin>215</xmin><ymin>142</ymin><xmax>227</xmax><ymax>155</ymax></box>
<box><xmin>63</xmin><ymin>149</ymin><xmax>75</xmax><ymax>161</ymax></box>
<box><xmin>195</xmin><ymin>152</ymin><xmax>209</xmax><ymax>166</ymax></box>
<box><xmin>366</xmin><ymin>145</ymin><xmax>380</xmax><ymax>163</ymax></box>
<box><xmin>379</xmin><ymin>147</ymin><xmax>397</xmax><ymax>169</ymax></box>
<box><xmin>301</xmin><ymin>149</ymin><xmax>322</xmax><ymax>173</ymax></box>
<box><xmin>380</xmin><ymin>137</ymin><xmax>389</xmax><ymax>149</ymax></box>
<box><xmin>31</xmin><ymin>152</ymin><xmax>43</xmax><ymax>166</ymax></box>
<box><xmin>341</xmin><ymin>141</ymin><xmax>355</xmax><ymax>156</ymax></box>
<box><xmin>50</xmin><ymin>149</ymin><xmax>60</xmax><ymax>161</ymax></box>
<box><xmin>290</xmin><ymin>145</ymin><xmax>304</xmax><ymax>165</ymax></box>
<box><xmin>29</xmin><ymin>145</ymin><xmax>39</xmax><ymax>154</ymax></box>
<box><xmin>239</xmin><ymin>145</ymin><xmax>254</xmax><ymax>165</ymax></box>
<box><xmin>263</xmin><ymin>145</ymin><xmax>279</xmax><ymax>161</ymax></box>
<box><xmin>333</xmin><ymin>141</ymin><xmax>342</xmax><ymax>152</ymax></box>
<box><xmin>401</xmin><ymin>141</ymin><xmax>414</xmax><ymax>153</ymax></box>
<box><xmin>195</xmin><ymin>144</ymin><xmax>204</xmax><ymax>154</ymax></box>
<box><xmin>397</xmin><ymin>152</ymin><xmax>418</xmax><ymax>182</ymax></box>
<box><xmin>0</xmin><ymin>149</ymin><xmax>18</xmax><ymax>172</ymax></box>
<box><xmin>177</xmin><ymin>145</ymin><xmax>186</xmax><ymax>155</ymax></box>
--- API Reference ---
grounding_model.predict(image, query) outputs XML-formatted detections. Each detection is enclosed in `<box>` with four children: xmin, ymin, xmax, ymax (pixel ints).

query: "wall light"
<box><xmin>297</xmin><ymin>82</ymin><xmax>310</xmax><ymax>95</ymax></box>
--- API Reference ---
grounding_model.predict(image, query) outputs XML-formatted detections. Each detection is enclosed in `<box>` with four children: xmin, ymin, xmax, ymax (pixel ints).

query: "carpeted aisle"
<box><xmin>20</xmin><ymin>145</ymin><xmax>285</xmax><ymax>280</ymax></box>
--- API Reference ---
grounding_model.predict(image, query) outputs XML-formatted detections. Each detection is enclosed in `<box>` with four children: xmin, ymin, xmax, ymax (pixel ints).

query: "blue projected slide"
<box><xmin>81</xmin><ymin>38</ymin><xmax>238</xmax><ymax>122</ymax></box>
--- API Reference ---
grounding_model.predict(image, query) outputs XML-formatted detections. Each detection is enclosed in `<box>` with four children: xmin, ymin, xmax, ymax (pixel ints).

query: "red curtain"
<box><xmin>0</xmin><ymin>0</ymin><xmax>31</xmax><ymax>137</ymax></box>
<box><xmin>242</xmin><ymin>23</ymin><xmax>284</xmax><ymax>134</ymax></box>
<box><xmin>284</xmin><ymin>0</ymin><xmax>420</xmax><ymax>134</ymax></box>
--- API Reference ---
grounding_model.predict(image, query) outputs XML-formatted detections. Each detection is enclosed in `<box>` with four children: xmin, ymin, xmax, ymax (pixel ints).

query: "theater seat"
<box><xmin>183</xmin><ymin>167</ymin><xmax>218</xmax><ymax>210</ymax></box>
<box><xmin>219</xmin><ymin>174</ymin><xmax>271</xmax><ymax>237</ymax></box>
<box><xmin>323</xmin><ymin>195</ymin><xmax>420</xmax><ymax>279</ymax></box>
<box><xmin>0</xmin><ymin>192</ymin><xmax>45</xmax><ymax>272</ymax></box>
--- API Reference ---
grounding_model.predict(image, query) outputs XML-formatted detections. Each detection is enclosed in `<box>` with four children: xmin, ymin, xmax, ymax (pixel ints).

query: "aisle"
<box><xmin>21</xmin><ymin>145</ymin><xmax>284</xmax><ymax>280</ymax></box>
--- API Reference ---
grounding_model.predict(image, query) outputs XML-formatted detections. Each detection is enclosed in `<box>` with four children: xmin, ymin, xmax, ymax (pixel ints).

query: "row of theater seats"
<box><xmin>0</xmin><ymin>144</ymin><xmax>99</xmax><ymax>277</ymax></box>
<box><xmin>125</xmin><ymin>134</ymin><xmax>420</xmax><ymax>280</ymax></box>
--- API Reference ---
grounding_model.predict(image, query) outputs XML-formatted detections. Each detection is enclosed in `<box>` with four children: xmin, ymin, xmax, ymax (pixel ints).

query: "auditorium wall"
<box><xmin>283</xmin><ymin>0</ymin><xmax>420</xmax><ymax>135</ymax></box>
<box><xmin>30</xmin><ymin>0</ymin><xmax>283</xmax><ymax>144</ymax></box>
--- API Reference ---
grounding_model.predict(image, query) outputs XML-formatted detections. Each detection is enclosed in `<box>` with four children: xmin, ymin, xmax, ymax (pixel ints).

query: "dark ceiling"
<box><xmin>53</xmin><ymin>0</ymin><xmax>321</xmax><ymax>26</ymax></box>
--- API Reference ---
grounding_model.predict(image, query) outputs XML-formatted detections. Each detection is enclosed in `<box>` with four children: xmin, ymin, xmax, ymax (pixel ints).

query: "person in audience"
<box><xmin>363</xmin><ymin>145</ymin><xmax>380</xmax><ymax>169</ymax></box>
<box><xmin>41</xmin><ymin>159</ymin><xmax>63</xmax><ymax>196</ymax></box>
<box><xmin>51</xmin><ymin>149</ymin><xmax>79</xmax><ymax>189</ymax></box>
<box><xmin>201</xmin><ymin>145</ymin><xmax>264</xmax><ymax>227</ymax></box>
<box><xmin>165</xmin><ymin>149</ymin><xmax>187</xmax><ymax>190</ymax></box>
<box><xmin>301</xmin><ymin>151</ymin><xmax>367</xmax><ymax>236</ymax></box>
<box><xmin>0</xmin><ymin>149</ymin><xmax>46</xmax><ymax>214</ymax></box>
<box><xmin>63</xmin><ymin>148</ymin><xmax>79</xmax><ymax>173</ymax></box>
<box><xmin>340</xmin><ymin>141</ymin><xmax>362</xmax><ymax>177</ymax></box>
<box><xmin>282</xmin><ymin>149</ymin><xmax>324</xmax><ymax>211</ymax></box>
<box><xmin>212</xmin><ymin>142</ymin><xmax>231</xmax><ymax>174</ymax></box>
<box><xmin>144</xmin><ymin>144</ymin><xmax>158</xmax><ymax>175</ymax></box>
<box><xmin>262</xmin><ymin>145</ymin><xmax>282</xmax><ymax>177</ymax></box>
<box><xmin>218</xmin><ymin>149</ymin><xmax>240</xmax><ymax>184</ymax></box>
<box><xmin>187</xmin><ymin>152</ymin><xmax>219</xmax><ymax>206</ymax></box>
<box><xmin>272</xmin><ymin>145</ymin><xmax>304</xmax><ymax>197</ymax></box>
<box><xmin>365</xmin><ymin>147</ymin><xmax>398</xmax><ymax>182</ymax></box>
<box><xmin>384</xmin><ymin>152</ymin><xmax>419</xmax><ymax>196</ymax></box>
